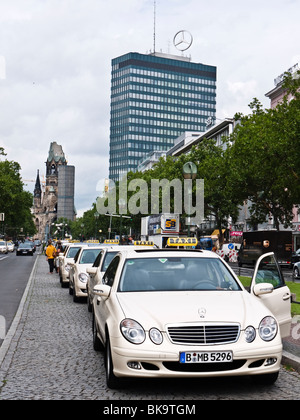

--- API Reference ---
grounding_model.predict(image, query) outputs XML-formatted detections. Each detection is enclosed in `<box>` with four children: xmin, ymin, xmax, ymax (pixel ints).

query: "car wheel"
<box><xmin>294</xmin><ymin>266</ymin><xmax>299</xmax><ymax>278</ymax></box>
<box><xmin>73</xmin><ymin>287</ymin><xmax>80</xmax><ymax>303</ymax></box>
<box><xmin>252</xmin><ymin>371</ymin><xmax>279</xmax><ymax>385</ymax></box>
<box><xmin>105</xmin><ymin>336</ymin><xmax>121</xmax><ymax>389</ymax></box>
<box><xmin>87</xmin><ymin>298</ymin><xmax>93</xmax><ymax>312</ymax></box>
<box><xmin>92</xmin><ymin>314</ymin><xmax>103</xmax><ymax>351</ymax></box>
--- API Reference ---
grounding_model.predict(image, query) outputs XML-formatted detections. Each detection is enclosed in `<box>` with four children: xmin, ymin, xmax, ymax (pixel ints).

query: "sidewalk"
<box><xmin>282</xmin><ymin>317</ymin><xmax>300</xmax><ymax>373</ymax></box>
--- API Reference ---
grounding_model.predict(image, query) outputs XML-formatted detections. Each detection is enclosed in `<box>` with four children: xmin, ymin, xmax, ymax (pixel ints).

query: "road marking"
<box><xmin>0</xmin><ymin>315</ymin><xmax>5</xmax><ymax>339</ymax></box>
<box><xmin>0</xmin><ymin>256</ymin><xmax>8</xmax><ymax>261</ymax></box>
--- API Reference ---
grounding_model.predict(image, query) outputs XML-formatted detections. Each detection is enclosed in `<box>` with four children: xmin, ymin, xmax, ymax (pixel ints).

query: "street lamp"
<box><xmin>182</xmin><ymin>162</ymin><xmax>197</xmax><ymax>237</ymax></box>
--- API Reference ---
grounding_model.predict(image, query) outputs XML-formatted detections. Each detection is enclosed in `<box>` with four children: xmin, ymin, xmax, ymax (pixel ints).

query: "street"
<box><xmin>0</xmin><ymin>250</ymin><xmax>38</xmax><ymax>345</ymax></box>
<box><xmin>0</xmin><ymin>254</ymin><xmax>299</xmax><ymax>401</ymax></box>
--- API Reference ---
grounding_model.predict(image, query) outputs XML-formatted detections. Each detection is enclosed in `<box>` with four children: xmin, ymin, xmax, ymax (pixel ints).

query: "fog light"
<box><xmin>265</xmin><ymin>358</ymin><xmax>277</xmax><ymax>366</ymax></box>
<box><xmin>127</xmin><ymin>361</ymin><xmax>141</xmax><ymax>370</ymax></box>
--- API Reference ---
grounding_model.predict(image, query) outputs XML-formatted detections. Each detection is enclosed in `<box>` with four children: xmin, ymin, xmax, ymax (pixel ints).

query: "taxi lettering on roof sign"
<box><xmin>167</xmin><ymin>237</ymin><xmax>198</xmax><ymax>246</ymax></box>
<box><xmin>134</xmin><ymin>241</ymin><xmax>154</xmax><ymax>246</ymax></box>
<box><xmin>104</xmin><ymin>239</ymin><xmax>119</xmax><ymax>244</ymax></box>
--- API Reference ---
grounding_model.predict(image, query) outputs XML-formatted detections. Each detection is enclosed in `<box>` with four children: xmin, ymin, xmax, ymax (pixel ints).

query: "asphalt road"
<box><xmin>0</xmin><ymin>250</ymin><xmax>38</xmax><ymax>344</ymax></box>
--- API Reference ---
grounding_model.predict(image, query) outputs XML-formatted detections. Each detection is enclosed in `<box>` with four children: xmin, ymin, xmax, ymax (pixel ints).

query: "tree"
<box><xmin>228</xmin><ymin>70</ymin><xmax>300</xmax><ymax>230</ymax></box>
<box><xmin>189</xmin><ymin>138</ymin><xmax>241</xmax><ymax>244</ymax></box>
<box><xmin>0</xmin><ymin>151</ymin><xmax>36</xmax><ymax>237</ymax></box>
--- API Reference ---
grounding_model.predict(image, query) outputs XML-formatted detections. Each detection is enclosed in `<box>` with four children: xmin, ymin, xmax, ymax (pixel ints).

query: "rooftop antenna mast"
<box><xmin>153</xmin><ymin>0</ymin><xmax>156</xmax><ymax>53</ymax></box>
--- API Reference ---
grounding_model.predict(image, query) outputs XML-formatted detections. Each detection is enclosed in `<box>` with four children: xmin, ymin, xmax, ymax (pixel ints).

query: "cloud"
<box><xmin>0</xmin><ymin>0</ymin><xmax>299</xmax><ymax>216</ymax></box>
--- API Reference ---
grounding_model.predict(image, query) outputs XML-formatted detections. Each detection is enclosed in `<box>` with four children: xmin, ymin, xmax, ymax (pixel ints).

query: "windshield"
<box><xmin>118</xmin><ymin>257</ymin><xmax>241</xmax><ymax>292</ymax></box>
<box><xmin>101</xmin><ymin>251</ymin><xmax>118</xmax><ymax>271</ymax></box>
<box><xmin>79</xmin><ymin>249</ymin><xmax>101</xmax><ymax>264</ymax></box>
<box><xmin>67</xmin><ymin>247</ymin><xmax>81</xmax><ymax>258</ymax></box>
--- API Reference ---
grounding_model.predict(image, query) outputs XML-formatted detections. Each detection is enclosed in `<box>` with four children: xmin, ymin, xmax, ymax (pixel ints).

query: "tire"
<box><xmin>87</xmin><ymin>296</ymin><xmax>93</xmax><ymax>313</ymax></box>
<box><xmin>105</xmin><ymin>337</ymin><xmax>121</xmax><ymax>389</ymax></box>
<box><xmin>92</xmin><ymin>314</ymin><xmax>103</xmax><ymax>351</ymax></box>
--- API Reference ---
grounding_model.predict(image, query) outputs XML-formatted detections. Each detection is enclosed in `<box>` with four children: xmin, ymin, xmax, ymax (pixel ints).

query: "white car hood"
<box><xmin>116</xmin><ymin>291</ymin><xmax>269</xmax><ymax>330</ymax></box>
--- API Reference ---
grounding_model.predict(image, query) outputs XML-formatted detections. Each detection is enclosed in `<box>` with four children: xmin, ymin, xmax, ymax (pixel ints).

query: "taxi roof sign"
<box><xmin>104</xmin><ymin>239</ymin><xmax>119</xmax><ymax>244</ymax></box>
<box><xmin>134</xmin><ymin>241</ymin><xmax>154</xmax><ymax>246</ymax></box>
<box><xmin>167</xmin><ymin>237</ymin><xmax>198</xmax><ymax>247</ymax></box>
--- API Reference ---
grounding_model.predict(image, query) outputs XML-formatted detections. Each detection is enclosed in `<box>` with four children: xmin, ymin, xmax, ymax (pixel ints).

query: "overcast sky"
<box><xmin>0</xmin><ymin>0</ymin><xmax>299</xmax><ymax>216</ymax></box>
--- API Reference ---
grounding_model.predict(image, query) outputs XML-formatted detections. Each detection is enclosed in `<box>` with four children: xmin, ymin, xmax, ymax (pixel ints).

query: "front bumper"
<box><xmin>109</xmin><ymin>336</ymin><xmax>283</xmax><ymax>379</ymax></box>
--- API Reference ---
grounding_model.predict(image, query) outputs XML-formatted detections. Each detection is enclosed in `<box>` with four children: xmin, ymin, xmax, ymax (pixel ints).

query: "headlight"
<box><xmin>65</xmin><ymin>264</ymin><xmax>71</xmax><ymax>272</ymax></box>
<box><xmin>245</xmin><ymin>326</ymin><xmax>256</xmax><ymax>343</ymax></box>
<box><xmin>120</xmin><ymin>319</ymin><xmax>145</xmax><ymax>344</ymax></box>
<box><xmin>149</xmin><ymin>328</ymin><xmax>163</xmax><ymax>345</ymax></box>
<box><xmin>78</xmin><ymin>273</ymin><xmax>89</xmax><ymax>283</ymax></box>
<box><xmin>259</xmin><ymin>316</ymin><xmax>278</xmax><ymax>341</ymax></box>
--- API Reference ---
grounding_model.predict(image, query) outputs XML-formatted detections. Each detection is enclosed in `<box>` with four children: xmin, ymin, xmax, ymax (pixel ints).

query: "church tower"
<box><xmin>33</xmin><ymin>142</ymin><xmax>75</xmax><ymax>241</ymax></box>
<box><xmin>33</xmin><ymin>170</ymin><xmax>42</xmax><ymax>208</ymax></box>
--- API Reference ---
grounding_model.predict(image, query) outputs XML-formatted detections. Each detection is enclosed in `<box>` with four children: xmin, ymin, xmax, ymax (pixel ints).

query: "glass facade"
<box><xmin>109</xmin><ymin>52</ymin><xmax>217</xmax><ymax>182</ymax></box>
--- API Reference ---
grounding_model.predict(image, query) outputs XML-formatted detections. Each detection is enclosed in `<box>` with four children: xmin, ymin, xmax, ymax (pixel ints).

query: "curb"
<box><xmin>0</xmin><ymin>255</ymin><xmax>38</xmax><ymax>368</ymax></box>
<box><xmin>282</xmin><ymin>350</ymin><xmax>300</xmax><ymax>374</ymax></box>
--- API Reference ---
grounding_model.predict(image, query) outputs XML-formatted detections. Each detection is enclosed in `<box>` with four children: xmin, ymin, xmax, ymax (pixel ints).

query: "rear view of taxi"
<box><xmin>92</xmin><ymin>239</ymin><xmax>291</xmax><ymax>389</ymax></box>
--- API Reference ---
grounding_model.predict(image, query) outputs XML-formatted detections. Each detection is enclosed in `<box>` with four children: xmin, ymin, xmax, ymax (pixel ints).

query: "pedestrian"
<box><xmin>55</xmin><ymin>241</ymin><xmax>63</xmax><ymax>274</ymax></box>
<box><xmin>45</xmin><ymin>239</ymin><xmax>57</xmax><ymax>274</ymax></box>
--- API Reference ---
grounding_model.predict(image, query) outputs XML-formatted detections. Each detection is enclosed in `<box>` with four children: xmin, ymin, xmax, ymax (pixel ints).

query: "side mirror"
<box><xmin>253</xmin><ymin>282</ymin><xmax>274</xmax><ymax>296</ymax></box>
<box><xmin>93</xmin><ymin>284</ymin><xmax>111</xmax><ymax>299</ymax></box>
<box><xmin>87</xmin><ymin>267</ymin><xmax>97</xmax><ymax>275</ymax></box>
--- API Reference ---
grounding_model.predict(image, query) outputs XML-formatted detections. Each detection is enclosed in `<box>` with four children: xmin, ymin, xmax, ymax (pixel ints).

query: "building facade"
<box><xmin>109</xmin><ymin>52</ymin><xmax>217</xmax><ymax>182</ymax></box>
<box><xmin>33</xmin><ymin>142</ymin><xmax>75</xmax><ymax>241</ymax></box>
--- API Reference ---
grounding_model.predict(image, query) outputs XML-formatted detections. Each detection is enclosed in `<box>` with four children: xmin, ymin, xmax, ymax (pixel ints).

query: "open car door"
<box><xmin>250</xmin><ymin>252</ymin><xmax>292</xmax><ymax>338</ymax></box>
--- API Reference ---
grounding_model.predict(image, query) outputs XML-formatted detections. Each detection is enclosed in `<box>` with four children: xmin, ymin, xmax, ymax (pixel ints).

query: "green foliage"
<box><xmin>0</xmin><ymin>151</ymin><xmax>36</xmax><ymax>237</ymax></box>
<box><xmin>229</xmin><ymin>71</ymin><xmax>300</xmax><ymax>230</ymax></box>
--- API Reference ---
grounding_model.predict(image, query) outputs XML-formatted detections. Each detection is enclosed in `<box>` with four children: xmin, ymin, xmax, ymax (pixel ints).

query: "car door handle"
<box><xmin>282</xmin><ymin>293</ymin><xmax>291</xmax><ymax>301</ymax></box>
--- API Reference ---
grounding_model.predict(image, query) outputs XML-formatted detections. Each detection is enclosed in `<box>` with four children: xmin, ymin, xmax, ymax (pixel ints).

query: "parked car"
<box><xmin>58</xmin><ymin>243</ymin><xmax>85</xmax><ymax>287</ymax></box>
<box><xmin>92</xmin><ymin>249</ymin><xmax>291</xmax><ymax>388</ymax></box>
<box><xmin>68</xmin><ymin>246</ymin><xmax>103</xmax><ymax>302</ymax></box>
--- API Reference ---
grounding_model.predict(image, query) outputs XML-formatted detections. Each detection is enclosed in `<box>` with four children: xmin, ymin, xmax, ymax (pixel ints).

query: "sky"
<box><xmin>0</xmin><ymin>0</ymin><xmax>299</xmax><ymax>217</ymax></box>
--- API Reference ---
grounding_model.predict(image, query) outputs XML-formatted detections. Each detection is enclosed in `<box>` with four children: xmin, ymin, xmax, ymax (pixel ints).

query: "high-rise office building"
<box><xmin>109</xmin><ymin>52</ymin><xmax>217</xmax><ymax>182</ymax></box>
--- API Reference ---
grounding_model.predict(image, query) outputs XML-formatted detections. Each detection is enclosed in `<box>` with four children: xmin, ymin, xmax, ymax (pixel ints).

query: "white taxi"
<box><xmin>0</xmin><ymin>240</ymin><xmax>8</xmax><ymax>254</ymax></box>
<box><xmin>69</xmin><ymin>246</ymin><xmax>103</xmax><ymax>302</ymax></box>
<box><xmin>92</xmin><ymin>240</ymin><xmax>291</xmax><ymax>389</ymax></box>
<box><xmin>58</xmin><ymin>243</ymin><xmax>84</xmax><ymax>287</ymax></box>
<box><xmin>86</xmin><ymin>242</ymin><xmax>156</xmax><ymax>312</ymax></box>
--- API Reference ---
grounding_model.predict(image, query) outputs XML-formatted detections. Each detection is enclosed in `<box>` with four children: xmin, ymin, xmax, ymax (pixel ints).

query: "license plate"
<box><xmin>180</xmin><ymin>351</ymin><xmax>233</xmax><ymax>363</ymax></box>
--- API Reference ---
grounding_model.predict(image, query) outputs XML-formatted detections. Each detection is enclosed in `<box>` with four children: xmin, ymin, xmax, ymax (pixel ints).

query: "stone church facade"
<box><xmin>33</xmin><ymin>142</ymin><xmax>75</xmax><ymax>241</ymax></box>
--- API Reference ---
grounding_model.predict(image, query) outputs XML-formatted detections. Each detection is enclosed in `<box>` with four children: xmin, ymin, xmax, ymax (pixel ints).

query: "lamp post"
<box><xmin>94</xmin><ymin>211</ymin><xmax>99</xmax><ymax>240</ymax></box>
<box><xmin>182</xmin><ymin>162</ymin><xmax>197</xmax><ymax>237</ymax></box>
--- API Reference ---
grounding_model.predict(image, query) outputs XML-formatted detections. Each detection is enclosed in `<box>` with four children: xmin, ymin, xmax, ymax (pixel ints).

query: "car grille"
<box><xmin>167</xmin><ymin>323</ymin><xmax>240</xmax><ymax>345</ymax></box>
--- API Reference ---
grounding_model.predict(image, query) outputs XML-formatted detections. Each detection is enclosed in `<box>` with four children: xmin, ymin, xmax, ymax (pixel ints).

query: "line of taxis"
<box><xmin>56</xmin><ymin>237</ymin><xmax>291</xmax><ymax>389</ymax></box>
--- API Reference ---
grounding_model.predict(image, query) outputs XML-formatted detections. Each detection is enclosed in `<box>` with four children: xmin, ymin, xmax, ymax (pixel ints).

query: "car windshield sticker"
<box><xmin>159</xmin><ymin>258</ymin><xmax>168</xmax><ymax>263</ymax></box>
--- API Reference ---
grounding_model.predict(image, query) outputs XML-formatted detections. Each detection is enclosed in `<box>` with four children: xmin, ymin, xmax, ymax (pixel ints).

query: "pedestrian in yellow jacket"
<box><xmin>45</xmin><ymin>239</ymin><xmax>57</xmax><ymax>274</ymax></box>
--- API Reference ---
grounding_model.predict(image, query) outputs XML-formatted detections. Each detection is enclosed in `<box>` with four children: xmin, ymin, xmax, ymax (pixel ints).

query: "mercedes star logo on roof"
<box><xmin>173</xmin><ymin>30</ymin><xmax>193</xmax><ymax>52</ymax></box>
